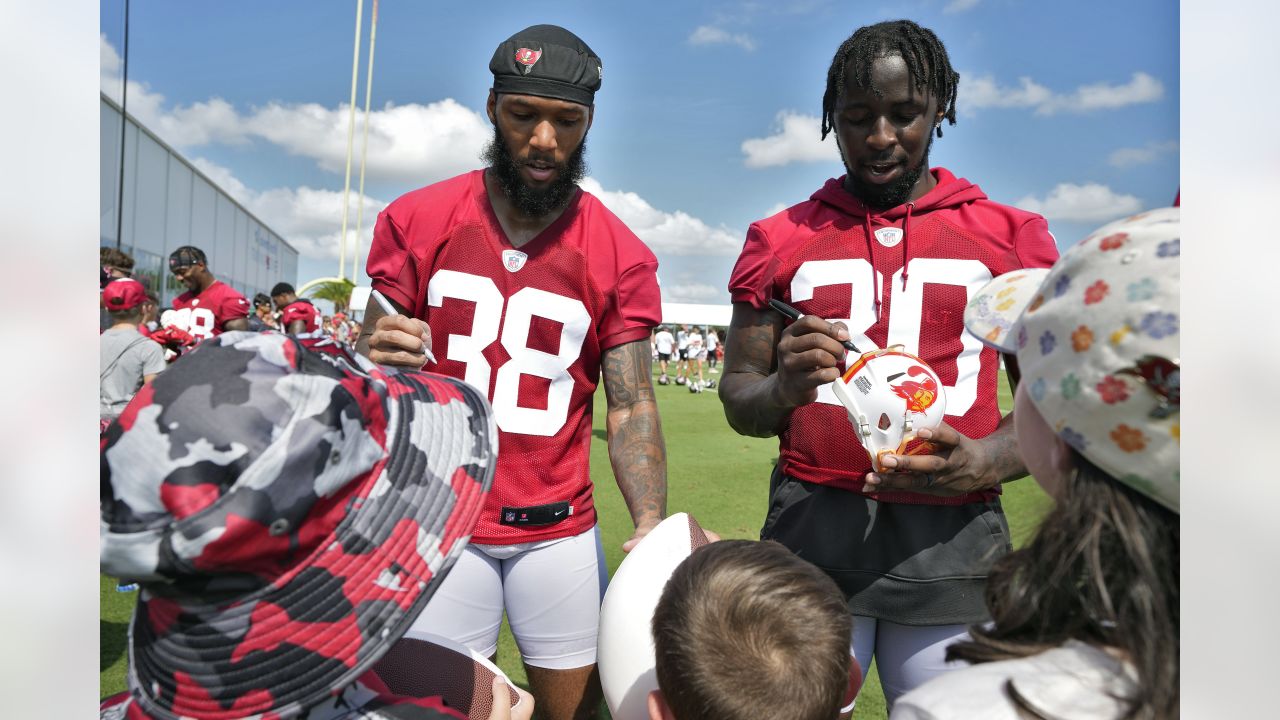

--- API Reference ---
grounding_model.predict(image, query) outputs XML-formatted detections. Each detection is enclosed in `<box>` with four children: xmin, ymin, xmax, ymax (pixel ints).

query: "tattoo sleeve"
<box><xmin>602</xmin><ymin>338</ymin><xmax>667</xmax><ymax>528</ymax></box>
<box><xmin>718</xmin><ymin>302</ymin><xmax>793</xmax><ymax>438</ymax></box>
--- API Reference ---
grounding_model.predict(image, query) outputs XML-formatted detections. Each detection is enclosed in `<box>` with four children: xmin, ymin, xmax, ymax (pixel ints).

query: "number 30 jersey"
<box><xmin>368</xmin><ymin>170</ymin><xmax>661</xmax><ymax>543</ymax></box>
<box><xmin>729</xmin><ymin>168</ymin><xmax>1059</xmax><ymax>506</ymax></box>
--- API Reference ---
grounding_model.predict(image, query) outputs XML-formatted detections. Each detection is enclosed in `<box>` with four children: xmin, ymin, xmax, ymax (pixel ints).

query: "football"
<box><xmin>371</xmin><ymin>630</ymin><xmax>522</xmax><ymax>719</ymax></box>
<box><xmin>598</xmin><ymin>513</ymin><xmax>712</xmax><ymax>720</ymax></box>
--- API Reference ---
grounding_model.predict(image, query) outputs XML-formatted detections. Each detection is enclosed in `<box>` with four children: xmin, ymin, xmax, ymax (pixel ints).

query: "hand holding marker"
<box><xmin>767</xmin><ymin>299</ymin><xmax>861</xmax><ymax>354</ymax></box>
<box><xmin>371</xmin><ymin>289</ymin><xmax>437</xmax><ymax>365</ymax></box>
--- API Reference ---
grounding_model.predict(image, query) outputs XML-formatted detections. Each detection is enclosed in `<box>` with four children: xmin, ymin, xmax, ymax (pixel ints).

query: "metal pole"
<box><xmin>113</xmin><ymin>0</ymin><xmax>130</xmax><ymax>251</ymax></box>
<box><xmin>338</xmin><ymin>0</ymin><xmax>365</xmax><ymax>280</ymax></box>
<box><xmin>354</xmin><ymin>0</ymin><xmax>378</xmax><ymax>283</ymax></box>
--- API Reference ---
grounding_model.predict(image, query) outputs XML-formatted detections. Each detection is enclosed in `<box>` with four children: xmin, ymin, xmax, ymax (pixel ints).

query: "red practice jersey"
<box><xmin>171</xmin><ymin>280</ymin><xmax>250</xmax><ymax>341</ymax></box>
<box><xmin>368</xmin><ymin>170</ymin><xmax>661</xmax><ymax>543</ymax></box>
<box><xmin>282</xmin><ymin>299</ymin><xmax>323</xmax><ymax>333</ymax></box>
<box><xmin>729</xmin><ymin>168</ymin><xmax>1059</xmax><ymax>505</ymax></box>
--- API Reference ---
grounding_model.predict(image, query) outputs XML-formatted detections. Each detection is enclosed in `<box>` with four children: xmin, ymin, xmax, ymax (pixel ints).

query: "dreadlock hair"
<box><xmin>821</xmin><ymin>19</ymin><xmax>959</xmax><ymax>141</ymax></box>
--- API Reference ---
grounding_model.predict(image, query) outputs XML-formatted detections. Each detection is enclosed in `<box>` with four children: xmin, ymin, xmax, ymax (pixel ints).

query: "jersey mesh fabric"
<box><xmin>283</xmin><ymin>299</ymin><xmax>322</xmax><ymax>333</ymax></box>
<box><xmin>171</xmin><ymin>280</ymin><xmax>250</xmax><ymax>339</ymax></box>
<box><xmin>368</xmin><ymin>171</ymin><xmax>661</xmax><ymax>543</ymax></box>
<box><xmin>729</xmin><ymin>169</ymin><xmax>1058</xmax><ymax>505</ymax></box>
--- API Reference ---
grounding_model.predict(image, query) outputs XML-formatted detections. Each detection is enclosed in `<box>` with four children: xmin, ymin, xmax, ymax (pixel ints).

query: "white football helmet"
<box><xmin>830</xmin><ymin>345</ymin><xmax>947</xmax><ymax>473</ymax></box>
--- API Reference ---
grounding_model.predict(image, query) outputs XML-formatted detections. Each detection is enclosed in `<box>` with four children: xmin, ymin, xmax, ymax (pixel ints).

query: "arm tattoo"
<box><xmin>719</xmin><ymin>303</ymin><xmax>792</xmax><ymax>438</ymax></box>
<box><xmin>602</xmin><ymin>339</ymin><xmax>666</xmax><ymax>526</ymax></box>
<box><xmin>990</xmin><ymin>414</ymin><xmax>1029</xmax><ymax>483</ymax></box>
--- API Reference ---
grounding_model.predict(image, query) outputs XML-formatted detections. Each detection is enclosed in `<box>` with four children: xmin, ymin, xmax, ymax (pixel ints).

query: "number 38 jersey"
<box><xmin>171</xmin><ymin>280</ymin><xmax>250</xmax><ymax>341</ymax></box>
<box><xmin>729</xmin><ymin>168</ymin><xmax>1059</xmax><ymax>506</ymax></box>
<box><xmin>368</xmin><ymin>170</ymin><xmax>661</xmax><ymax>543</ymax></box>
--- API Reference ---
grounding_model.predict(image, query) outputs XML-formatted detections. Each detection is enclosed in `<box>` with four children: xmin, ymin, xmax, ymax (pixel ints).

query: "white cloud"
<box><xmin>191</xmin><ymin>158</ymin><xmax>387</xmax><ymax>262</ymax></box>
<box><xmin>580</xmin><ymin>178</ymin><xmax>743</xmax><ymax>257</ymax></box>
<box><xmin>688</xmin><ymin>25</ymin><xmax>757</xmax><ymax>52</ymax></box>
<box><xmin>944</xmin><ymin>0</ymin><xmax>981</xmax><ymax>13</ymax></box>
<box><xmin>1108</xmin><ymin>140</ymin><xmax>1179</xmax><ymax>168</ymax></box>
<box><xmin>764</xmin><ymin>202</ymin><xmax>789</xmax><ymax>217</ymax></box>
<box><xmin>1014</xmin><ymin>182</ymin><xmax>1142</xmax><ymax>222</ymax></box>
<box><xmin>961</xmin><ymin>71</ymin><xmax>1163</xmax><ymax>116</ymax></box>
<box><xmin>741</xmin><ymin>111</ymin><xmax>832</xmax><ymax>168</ymax></box>
<box><xmin>663</xmin><ymin>282</ymin><xmax>722</xmax><ymax>303</ymax></box>
<box><xmin>101</xmin><ymin>34</ymin><xmax>489</xmax><ymax>184</ymax></box>
<box><xmin>102</xmin><ymin>37</ymin><xmax>740</xmax><ymax>271</ymax></box>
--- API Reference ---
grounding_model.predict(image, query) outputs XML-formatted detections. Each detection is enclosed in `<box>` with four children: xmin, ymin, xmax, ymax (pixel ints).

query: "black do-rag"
<box><xmin>490</xmin><ymin>24</ymin><xmax>602</xmax><ymax>106</ymax></box>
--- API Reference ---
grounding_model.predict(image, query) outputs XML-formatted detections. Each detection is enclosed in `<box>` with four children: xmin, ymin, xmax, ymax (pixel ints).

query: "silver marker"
<box><xmin>371</xmin><ymin>289</ymin><xmax>437</xmax><ymax>365</ymax></box>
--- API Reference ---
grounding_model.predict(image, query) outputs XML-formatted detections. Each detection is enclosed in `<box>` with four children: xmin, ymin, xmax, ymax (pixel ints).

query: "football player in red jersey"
<box><xmin>359</xmin><ymin>25</ymin><xmax>667</xmax><ymax>720</ymax></box>
<box><xmin>719</xmin><ymin>20</ymin><xmax>1059</xmax><ymax>712</ymax></box>
<box><xmin>168</xmin><ymin>245</ymin><xmax>250</xmax><ymax>339</ymax></box>
<box><xmin>271</xmin><ymin>281</ymin><xmax>323</xmax><ymax>334</ymax></box>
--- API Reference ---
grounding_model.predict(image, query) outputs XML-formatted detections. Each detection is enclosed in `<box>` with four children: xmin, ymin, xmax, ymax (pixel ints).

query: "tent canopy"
<box><xmin>659</xmin><ymin>303</ymin><xmax>732</xmax><ymax>328</ymax></box>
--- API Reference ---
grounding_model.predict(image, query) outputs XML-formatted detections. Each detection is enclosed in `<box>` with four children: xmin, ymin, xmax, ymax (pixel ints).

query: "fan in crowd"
<box><xmin>99</xmin><ymin>277</ymin><xmax>165</xmax><ymax>429</ymax></box>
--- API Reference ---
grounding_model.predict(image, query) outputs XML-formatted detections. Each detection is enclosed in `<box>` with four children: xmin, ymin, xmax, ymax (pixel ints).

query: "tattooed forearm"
<box><xmin>991</xmin><ymin>413</ymin><xmax>1029</xmax><ymax>484</ymax></box>
<box><xmin>603</xmin><ymin>340</ymin><xmax>667</xmax><ymax>527</ymax></box>
<box><xmin>718</xmin><ymin>303</ymin><xmax>794</xmax><ymax>438</ymax></box>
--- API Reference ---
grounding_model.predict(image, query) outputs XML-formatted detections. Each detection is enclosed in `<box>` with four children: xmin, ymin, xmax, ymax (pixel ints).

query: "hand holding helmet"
<box><xmin>830</xmin><ymin>345</ymin><xmax>947</xmax><ymax>473</ymax></box>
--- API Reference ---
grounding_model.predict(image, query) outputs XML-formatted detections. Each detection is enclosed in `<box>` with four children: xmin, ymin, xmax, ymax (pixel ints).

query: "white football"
<box><xmin>598</xmin><ymin>513</ymin><xmax>711</xmax><ymax>720</ymax></box>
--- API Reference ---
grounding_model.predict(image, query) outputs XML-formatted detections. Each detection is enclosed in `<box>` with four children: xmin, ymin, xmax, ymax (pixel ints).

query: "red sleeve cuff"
<box><xmin>371</xmin><ymin>280</ymin><xmax>416</xmax><ymax>316</ymax></box>
<box><xmin>599</xmin><ymin>326</ymin><xmax>654</xmax><ymax>352</ymax></box>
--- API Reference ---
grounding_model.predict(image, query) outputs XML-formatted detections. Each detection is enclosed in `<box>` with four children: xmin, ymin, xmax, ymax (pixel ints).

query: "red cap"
<box><xmin>102</xmin><ymin>278</ymin><xmax>147</xmax><ymax>310</ymax></box>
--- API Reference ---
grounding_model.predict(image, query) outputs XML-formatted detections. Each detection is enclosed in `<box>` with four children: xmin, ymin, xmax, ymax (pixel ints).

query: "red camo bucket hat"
<box><xmin>101</xmin><ymin>331</ymin><xmax>497</xmax><ymax>719</ymax></box>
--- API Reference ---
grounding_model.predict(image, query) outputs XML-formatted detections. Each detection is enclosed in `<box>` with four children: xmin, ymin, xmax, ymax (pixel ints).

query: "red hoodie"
<box><xmin>729</xmin><ymin>167</ymin><xmax>1059</xmax><ymax>505</ymax></box>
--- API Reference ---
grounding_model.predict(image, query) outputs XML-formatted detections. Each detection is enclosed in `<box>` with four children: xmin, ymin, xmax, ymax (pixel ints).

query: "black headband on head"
<box><xmin>490</xmin><ymin>24</ymin><xmax>602</xmax><ymax>106</ymax></box>
<box><xmin>168</xmin><ymin>247</ymin><xmax>205</xmax><ymax>270</ymax></box>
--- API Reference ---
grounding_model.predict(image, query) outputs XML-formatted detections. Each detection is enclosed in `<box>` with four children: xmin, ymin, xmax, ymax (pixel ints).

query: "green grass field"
<box><xmin>101</xmin><ymin>370</ymin><xmax>1051</xmax><ymax>719</ymax></box>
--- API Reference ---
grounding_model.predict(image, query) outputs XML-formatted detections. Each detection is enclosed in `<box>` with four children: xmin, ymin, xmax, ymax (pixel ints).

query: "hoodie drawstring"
<box><xmin>901</xmin><ymin>202</ymin><xmax>914</xmax><ymax>291</ymax></box>
<box><xmin>862</xmin><ymin>213</ymin><xmax>881</xmax><ymax>320</ymax></box>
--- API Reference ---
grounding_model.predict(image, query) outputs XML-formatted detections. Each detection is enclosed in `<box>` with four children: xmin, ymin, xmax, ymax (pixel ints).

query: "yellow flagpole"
<box><xmin>354</xmin><ymin>0</ymin><xmax>379</xmax><ymax>283</ymax></box>
<box><xmin>338</xmin><ymin>0</ymin><xmax>365</xmax><ymax>280</ymax></box>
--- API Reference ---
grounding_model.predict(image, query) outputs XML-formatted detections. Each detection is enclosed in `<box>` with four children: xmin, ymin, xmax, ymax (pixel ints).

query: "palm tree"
<box><xmin>305</xmin><ymin>277</ymin><xmax>357</xmax><ymax>313</ymax></box>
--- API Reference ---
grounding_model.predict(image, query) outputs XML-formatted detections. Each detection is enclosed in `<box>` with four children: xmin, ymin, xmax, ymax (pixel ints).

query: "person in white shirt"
<box><xmin>892</xmin><ymin>209</ymin><xmax>1180</xmax><ymax>719</ymax></box>
<box><xmin>705</xmin><ymin>328</ymin><xmax>719</xmax><ymax>373</ymax></box>
<box><xmin>654</xmin><ymin>326</ymin><xmax>676</xmax><ymax>384</ymax></box>
<box><xmin>675</xmin><ymin>325</ymin><xmax>690</xmax><ymax>385</ymax></box>
<box><xmin>686</xmin><ymin>327</ymin><xmax>705</xmax><ymax>393</ymax></box>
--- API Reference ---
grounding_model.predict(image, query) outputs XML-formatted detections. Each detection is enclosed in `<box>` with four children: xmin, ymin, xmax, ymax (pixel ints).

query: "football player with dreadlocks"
<box><xmin>720</xmin><ymin>19</ymin><xmax>1059</xmax><ymax>711</ymax></box>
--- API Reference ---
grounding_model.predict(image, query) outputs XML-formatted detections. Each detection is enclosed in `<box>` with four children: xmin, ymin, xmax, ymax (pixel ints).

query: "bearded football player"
<box><xmin>359</xmin><ymin>25</ymin><xmax>667</xmax><ymax>720</ymax></box>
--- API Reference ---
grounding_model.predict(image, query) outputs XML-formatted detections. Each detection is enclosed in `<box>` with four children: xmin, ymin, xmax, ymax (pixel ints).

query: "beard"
<box><xmin>482</xmin><ymin>122</ymin><xmax>588</xmax><ymax>218</ymax></box>
<box><xmin>842</xmin><ymin>132</ymin><xmax>934</xmax><ymax>210</ymax></box>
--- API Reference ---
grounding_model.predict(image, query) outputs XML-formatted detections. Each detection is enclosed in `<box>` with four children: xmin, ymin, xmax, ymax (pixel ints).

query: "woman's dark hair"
<box><xmin>947</xmin><ymin>452</ymin><xmax>1179</xmax><ymax>718</ymax></box>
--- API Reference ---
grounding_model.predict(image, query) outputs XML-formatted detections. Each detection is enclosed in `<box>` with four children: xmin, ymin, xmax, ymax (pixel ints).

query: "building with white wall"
<box><xmin>101</xmin><ymin>93</ymin><xmax>297</xmax><ymax>305</ymax></box>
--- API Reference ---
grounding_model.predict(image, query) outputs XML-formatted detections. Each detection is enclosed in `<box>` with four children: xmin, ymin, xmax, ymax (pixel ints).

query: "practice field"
<box><xmin>101</xmin><ymin>371</ymin><xmax>1050</xmax><ymax>719</ymax></box>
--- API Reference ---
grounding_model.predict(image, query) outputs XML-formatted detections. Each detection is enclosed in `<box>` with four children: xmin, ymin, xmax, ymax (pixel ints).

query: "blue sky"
<box><xmin>100</xmin><ymin>0</ymin><xmax>1178</xmax><ymax>304</ymax></box>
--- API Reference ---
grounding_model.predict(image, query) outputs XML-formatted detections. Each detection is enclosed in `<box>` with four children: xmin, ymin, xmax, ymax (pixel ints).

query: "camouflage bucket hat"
<box><xmin>100</xmin><ymin>332</ymin><xmax>498</xmax><ymax>719</ymax></box>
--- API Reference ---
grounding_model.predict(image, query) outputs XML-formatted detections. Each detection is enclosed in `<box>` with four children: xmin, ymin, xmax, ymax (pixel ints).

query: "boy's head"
<box><xmin>650</xmin><ymin>540</ymin><xmax>856</xmax><ymax>720</ymax></box>
<box><xmin>102</xmin><ymin>277</ymin><xmax>147</xmax><ymax>325</ymax></box>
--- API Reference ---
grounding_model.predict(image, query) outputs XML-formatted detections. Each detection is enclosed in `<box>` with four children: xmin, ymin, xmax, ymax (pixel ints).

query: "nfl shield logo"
<box><xmin>874</xmin><ymin>227</ymin><xmax>903</xmax><ymax>248</ymax></box>
<box><xmin>502</xmin><ymin>249</ymin><xmax>528</xmax><ymax>273</ymax></box>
